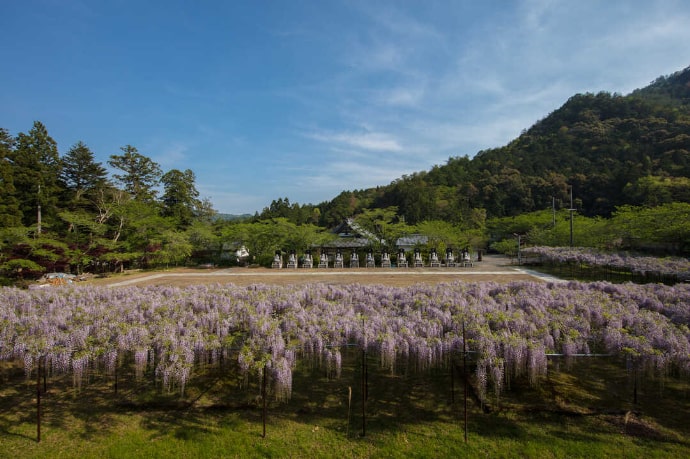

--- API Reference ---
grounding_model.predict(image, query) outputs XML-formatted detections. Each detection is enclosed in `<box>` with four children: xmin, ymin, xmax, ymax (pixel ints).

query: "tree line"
<box><xmin>0</xmin><ymin>121</ymin><xmax>218</xmax><ymax>283</ymax></box>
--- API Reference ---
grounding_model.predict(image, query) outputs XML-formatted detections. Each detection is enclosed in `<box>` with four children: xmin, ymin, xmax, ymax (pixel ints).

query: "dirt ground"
<box><xmin>85</xmin><ymin>255</ymin><xmax>550</xmax><ymax>288</ymax></box>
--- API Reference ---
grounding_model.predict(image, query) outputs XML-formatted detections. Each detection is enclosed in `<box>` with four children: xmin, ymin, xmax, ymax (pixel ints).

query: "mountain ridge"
<box><xmin>295</xmin><ymin>66</ymin><xmax>690</xmax><ymax>226</ymax></box>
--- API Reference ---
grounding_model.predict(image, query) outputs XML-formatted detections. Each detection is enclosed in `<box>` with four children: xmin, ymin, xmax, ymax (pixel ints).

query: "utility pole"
<box><xmin>569</xmin><ymin>186</ymin><xmax>575</xmax><ymax>248</ymax></box>
<box><xmin>513</xmin><ymin>233</ymin><xmax>522</xmax><ymax>265</ymax></box>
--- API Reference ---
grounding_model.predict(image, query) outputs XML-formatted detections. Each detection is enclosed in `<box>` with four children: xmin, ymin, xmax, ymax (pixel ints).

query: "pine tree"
<box><xmin>61</xmin><ymin>141</ymin><xmax>109</xmax><ymax>204</ymax></box>
<box><xmin>161</xmin><ymin>168</ymin><xmax>201</xmax><ymax>228</ymax></box>
<box><xmin>0</xmin><ymin>128</ymin><xmax>22</xmax><ymax>227</ymax></box>
<box><xmin>108</xmin><ymin>145</ymin><xmax>162</xmax><ymax>202</ymax></box>
<box><xmin>11</xmin><ymin>121</ymin><xmax>62</xmax><ymax>229</ymax></box>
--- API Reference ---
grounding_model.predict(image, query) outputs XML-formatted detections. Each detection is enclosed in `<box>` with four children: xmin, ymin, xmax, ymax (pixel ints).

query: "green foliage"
<box><xmin>488</xmin><ymin>202</ymin><xmax>690</xmax><ymax>255</ymax></box>
<box><xmin>0</xmin><ymin>128</ymin><xmax>21</xmax><ymax>227</ymax></box>
<box><xmin>11</xmin><ymin>121</ymin><xmax>61</xmax><ymax>228</ymax></box>
<box><xmin>631</xmin><ymin>65</ymin><xmax>690</xmax><ymax>106</ymax></box>
<box><xmin>219</xmin><ymin>218</ymin><xmax>336</xmax><ymax>266</ymax></box>
<box><xmin>414</xmin><ymin>220</ymin><xmax>467</xmax><ymax>250</ymax></box>
<box><xmin>186</xmin><ymin>222</ymin><xmax>219</xmax><ymax>259</ymax></box>
<box><xmin>316</xmin><ymin>190</ymin><xmax>366</xmax><ymax>227</ymax></box>
<box><xmin>0</xmin><ymin>258</ymin><xmax>44</xmax><ymax>277</ymax></box>
<box><xmin>108</xmin><ymin>145</ymin><xmax>162</xmax><ymax>202</ymax></box>
<box><xmin>59</xmin><ymin>209</ymin><xmax>106</xmax><ymax>242</ymax></box>
<box><xmin>161</xmin><ymin>168</ymin><xmax>202</xmax><ymax>228</ymax></box>
<box><xmin>257</xmin><ymin>196</ymin><xmax>325</xmax><ymax>225</ymax></box>
<box><xmin>61</xmin><ymin>141</ymin><xmax>109</xmax><ymax>201</ymax></box>
<box><xmin>610</xmin><ymin>202</ymin><xmax>690</xmax><ymax>252</ymax></box>
<box><xmin>120</xmin><ymin>203</ymin><xmax>174</xmax><ymax>268</ymax></box>
<box><xmin>489</xmin><ymin>238</ymin><xmax>518</xmax><ymax>256</ymax></box>
<box><xmin>351</xmin><ymin>207</ymin><xmax>407</xmax><ymax>250</ymax></box>
<box><xmin>624</xmin><ymin>175</ymin><xmax>690</xmax><ymax>206</ymax></box>
<box><xmin>149</xmin><ymin>229</ymin><xmax>194</xmax><ymax>267</ymax></box>
<box><xmin>0</xmin><ymin>126</ymin><xmax>223</xmax><ymax>279</ymax></box>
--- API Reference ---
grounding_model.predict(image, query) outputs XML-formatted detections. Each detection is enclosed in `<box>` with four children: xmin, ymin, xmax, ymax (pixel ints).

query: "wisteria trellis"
<box><xmin>1</xmin><ymin>281</ymin><xmax>689</xmax><ymax>400</ymax></box>
<box><xmin>522</xmin><ymin>246</ymin><xmax>690</xmax><ymax>282</ymax></box>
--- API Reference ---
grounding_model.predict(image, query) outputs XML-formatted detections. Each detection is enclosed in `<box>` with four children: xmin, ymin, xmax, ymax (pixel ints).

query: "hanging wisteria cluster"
<box><xmin>522</xmin><ymin>246</ymin><xmax>690</xmax><ymax>282</ymax></box>
<box><xmin>1</xmin><ymin>280</ymin><xmax>689</xmax><ymax>400</ymax></box>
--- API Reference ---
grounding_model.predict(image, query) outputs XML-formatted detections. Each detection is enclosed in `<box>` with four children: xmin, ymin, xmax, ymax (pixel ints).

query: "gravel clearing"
<box><xmin>90</xmin><ymin>255</ymin><xmax>562</xmax><ymax>288</ymax></box>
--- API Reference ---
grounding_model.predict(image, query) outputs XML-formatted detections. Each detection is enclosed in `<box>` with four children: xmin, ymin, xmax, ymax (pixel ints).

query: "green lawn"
<box><xmin>1</xmin><ymin>354</ymin><xmax>688</xmax><ymax>458</ymax></box>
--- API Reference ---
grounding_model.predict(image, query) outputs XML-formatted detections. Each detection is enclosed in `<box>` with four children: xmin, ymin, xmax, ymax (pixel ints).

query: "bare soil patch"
<box><xmin>86</xmin><ymin>255</ymin><xmax>543</xmax><ymax>288</ymax></box>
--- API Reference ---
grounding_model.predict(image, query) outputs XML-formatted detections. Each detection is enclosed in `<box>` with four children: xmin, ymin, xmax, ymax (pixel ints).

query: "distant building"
<box><xmin>219</xmin><ymin>243</ymin><xmax>250</xmax><ymax>261</ymax></box>
<box><xmin>318</xmin><ymin>220</ymin><xmax>428</xmax><ymax>254</ymax></box>
<box><xmin>395</xmin><ymin>234</ymin><xmax>428</xmax><ymax>251</ymax></box>
<box><xmin>320</xmin><ymin>220</ymin><xmax>373</xmax><ymax>251</ymax></box>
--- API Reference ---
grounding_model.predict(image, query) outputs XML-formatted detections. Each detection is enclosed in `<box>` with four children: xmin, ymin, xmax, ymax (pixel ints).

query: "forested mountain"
<box><xmin>631</xmin><ymin>66</ymin><xmax>690</xmax><ymax>106</ymax></box>
<box><xmin>296</xmin><ymin>66</ymin><xmax>690</xmax><ymax>225</ymax></box>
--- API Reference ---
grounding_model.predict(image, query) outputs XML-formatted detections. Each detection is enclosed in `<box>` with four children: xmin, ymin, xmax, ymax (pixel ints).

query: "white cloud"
<box><xmin>521</xmin><ymin>0</ymin><xmax>559</xmax><ymax>32</ymax></box>
<box><xmin>284</xmin><ymin>157</ymin><xmax>416</xmax><ymax>202</ymax></box>
<box><xmin>151</xmin><ymin>142</ymin><xmax>189</xmax><ymax>169</ymax></box>
<box><xmin>307</xmin><ymin>129</ymin><xmax>403</xmax><ymax>153</ymax></box>
<box><xmin>378</xmin><ymin>84</ymin><xmax>426</xmax><ymax>107</ymax></box>
<box><xmin>199</xmin><ymin>186</ymin><xmax>266</xmax><ymax>215</ymax></box>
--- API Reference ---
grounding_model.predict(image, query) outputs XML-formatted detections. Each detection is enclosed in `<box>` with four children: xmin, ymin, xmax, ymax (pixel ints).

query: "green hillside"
<box><xmin>305</xmin><ymin>66</ymin><xmax>690</xmax><ymax>225</ymax></box>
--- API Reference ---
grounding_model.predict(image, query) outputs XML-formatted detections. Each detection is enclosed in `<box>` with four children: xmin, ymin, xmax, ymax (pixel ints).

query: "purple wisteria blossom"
<box><xmin>523</xmin><ymin>246</ymin><xmax>690</xmax><ymax>282</ymax></box>
<box><xmin>1</xmin><ymin>279</ymin><xmax>688</xmax><ymax>399</ymax></box>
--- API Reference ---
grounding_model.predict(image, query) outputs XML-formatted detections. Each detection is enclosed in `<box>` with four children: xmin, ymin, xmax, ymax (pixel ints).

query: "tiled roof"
<box><xmin>321</xmin><ymin>237</ymin><xmax>371</xmax><ymax>248</ymax></box>
<box><xmin>396</xmin><ymin>234</ymin><xmax>428</xmax><ymax>247</ymax></box>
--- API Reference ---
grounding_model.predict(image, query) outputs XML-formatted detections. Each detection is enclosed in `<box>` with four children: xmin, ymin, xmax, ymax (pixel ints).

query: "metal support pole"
<box><xmin>569</xmin><ymin>186</ymin><xmax>575</xmax><ymax>248</ymax></box>
<box><xmin>463</xmin><ymin>322</ymin><xmax>468</xmax><ymax>443</ymax></box>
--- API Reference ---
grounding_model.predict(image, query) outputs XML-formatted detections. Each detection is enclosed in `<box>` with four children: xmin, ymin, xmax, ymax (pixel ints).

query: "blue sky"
<box><xmin>2</xmin><ymin>1</ymin><xmax>690</xmax><ymax>214</ymax></box>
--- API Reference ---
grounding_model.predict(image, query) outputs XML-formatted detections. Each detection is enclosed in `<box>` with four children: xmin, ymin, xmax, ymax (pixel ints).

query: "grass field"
<box><xmin>2</xmin><ymin>345</ymin><xmax>689</xmax><ymax>458</ymax></box>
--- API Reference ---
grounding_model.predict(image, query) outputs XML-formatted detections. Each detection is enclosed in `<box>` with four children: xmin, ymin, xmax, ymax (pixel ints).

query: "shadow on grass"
<box><xmin>1</xmin><ymin>352</ymin><xmax>689</xmax><ymax>450</ymax></box>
